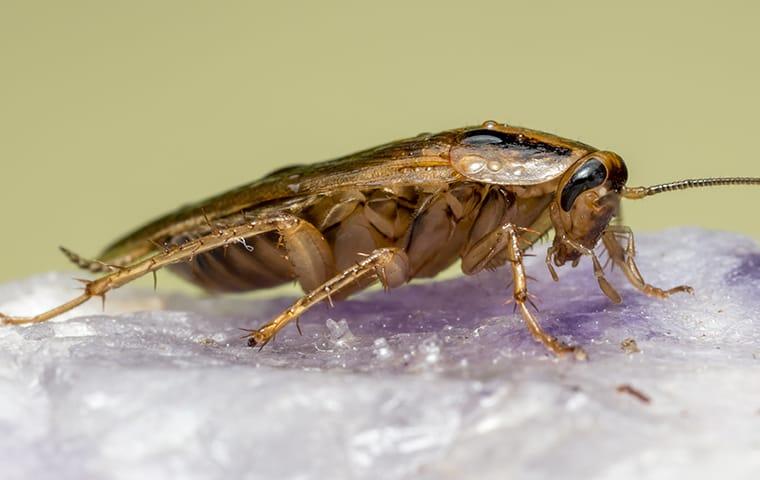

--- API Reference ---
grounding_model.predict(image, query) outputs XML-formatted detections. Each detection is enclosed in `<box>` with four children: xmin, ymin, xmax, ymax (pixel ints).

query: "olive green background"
<box><xmin>2</xmin><ymin>1</ymin><xmax>759</xmax><ymax>291</ymax></box>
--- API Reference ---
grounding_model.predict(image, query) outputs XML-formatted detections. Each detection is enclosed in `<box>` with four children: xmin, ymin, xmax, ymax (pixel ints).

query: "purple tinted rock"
<box><xmin>0</xmin><ymin>228</ymin><xmax>758</xmax><ymax>479</ymax></box>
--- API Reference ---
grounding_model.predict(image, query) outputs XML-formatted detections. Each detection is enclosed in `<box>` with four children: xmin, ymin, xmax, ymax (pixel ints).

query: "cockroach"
<box><xmin>2</xmin><ymin>120</ymin><xmax>759</xmax><ymax>359</ymax></box>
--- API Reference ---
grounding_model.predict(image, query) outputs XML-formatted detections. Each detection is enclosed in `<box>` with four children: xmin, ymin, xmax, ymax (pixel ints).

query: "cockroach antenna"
<box><xmin>622</xmin><ymin>177</ymin><xmax>760</xmax><ymax>199</ymax></box>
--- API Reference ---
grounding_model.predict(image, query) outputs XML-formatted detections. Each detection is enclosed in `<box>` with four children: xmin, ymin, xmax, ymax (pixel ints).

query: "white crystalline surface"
<box><xmin>1</xmin><ymin>228</ymin><xmax>759</xmax><ymax>480</ymax></box>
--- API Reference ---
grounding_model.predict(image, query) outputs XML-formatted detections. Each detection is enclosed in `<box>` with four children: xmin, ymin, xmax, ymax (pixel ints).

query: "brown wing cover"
<box><xmin>98</xmin><ymin>130</ymin><xmax>458</xmax><ymax>265</ymax></box>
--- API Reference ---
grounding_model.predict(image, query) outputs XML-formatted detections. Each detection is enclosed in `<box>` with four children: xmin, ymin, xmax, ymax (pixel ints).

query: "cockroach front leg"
<box><xmin>601</xmin><ymin>226</ymin><xmax>693</xmax><ymax>298</ymax></box>
<box><xmin>244</xmin><ymin>248</ymin><xmax>409</xmax><ymax>348</ymax></box>
<box><xmin>546</xmin><ymin>235</ymin><xmax>623</xmax><ymax>305</ymax></box>
<box><xmin>503</xmin><ymin>225</ymin><xmax>587</xmax><ymax>360</ymax></box>
<box><xmin>0</xmin><ymin>213</ymin><xmax>306</xmax><ymax>325</ymax></box>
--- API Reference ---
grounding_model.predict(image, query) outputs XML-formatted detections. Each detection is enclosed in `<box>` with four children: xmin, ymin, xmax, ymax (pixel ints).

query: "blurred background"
<box><xmin>2</xmin><ymin>0</ymin><xmax>759</xmax><ymax>291</ymax></box>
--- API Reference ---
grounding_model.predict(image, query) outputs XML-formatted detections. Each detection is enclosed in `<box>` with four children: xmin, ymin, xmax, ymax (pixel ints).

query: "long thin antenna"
<box><xmin>622</xmin><ymin>177</ymin><xmax>760</xmax><ymax>199</ymax></box>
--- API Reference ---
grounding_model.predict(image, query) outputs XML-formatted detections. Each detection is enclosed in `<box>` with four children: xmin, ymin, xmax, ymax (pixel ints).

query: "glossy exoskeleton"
<box><xmin>4</xmin><ymin>120</ymin><xmax>759</xmax><ymax>358</ymax></box>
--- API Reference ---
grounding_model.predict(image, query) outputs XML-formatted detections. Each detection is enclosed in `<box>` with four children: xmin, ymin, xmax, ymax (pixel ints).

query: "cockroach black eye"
<box><xmin>560</xmin><ymin>158</ymin><xmax>607</xmax><ymax>211</ymax></box>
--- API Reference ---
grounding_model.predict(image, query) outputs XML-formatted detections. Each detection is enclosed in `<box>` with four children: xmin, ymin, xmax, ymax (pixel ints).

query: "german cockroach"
<box><xmin>3</xmin><ymin>120</ymin><xmax>759</xmax><ymax>359</ymax></box>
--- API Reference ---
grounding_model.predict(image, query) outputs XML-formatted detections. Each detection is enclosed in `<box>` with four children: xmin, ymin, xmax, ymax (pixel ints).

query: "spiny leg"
<box><xmin>601</xmin><ymin>226</ymin><xmax>693</xmax><ymax>298</ymax></box>
<box><xmin>502</xmin><ymin>224</ymin><xmax>587</xmax><ymax>360</ymax></box>
<box><xmin>0</xmin><ymin>213</ymin><xmax>305</xmax><ymax>325</ymax></box>
<box><xmin>244</xmin><ymin>247</ymin><xmax>409</xmax><ymax>348</ymax></box>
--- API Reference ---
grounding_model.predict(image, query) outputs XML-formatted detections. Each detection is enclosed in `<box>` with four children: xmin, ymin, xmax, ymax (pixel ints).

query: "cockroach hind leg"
<box><xmin>2</xmin><ymin>213</ymin><xmax>305</xmax><ymax>328</ymax></box>
<box><xmin>0</xmin><ymin>292</ymin><xmax>93</xmax><ymax>325</ymax></box>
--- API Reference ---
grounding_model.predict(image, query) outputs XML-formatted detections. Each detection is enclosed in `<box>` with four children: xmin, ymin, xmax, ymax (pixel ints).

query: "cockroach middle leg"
<box><xmin>503</xmin><ymin>224</ymin><xmax>587</xmax><ymax>360</ymax></box>
<box><xmin>601</xmin><ymin>226</ymin><xmax>693</xmax><ymax>299</ymax></box>
<box><xmin>0</xmin><ymin>213</ymin><xmax>304</xmax><ymax>325</ymax></box>
<box><xmin>244</xmin><ymin>248</ymin><xmax>409</xmax><ymax>348</ymax></box>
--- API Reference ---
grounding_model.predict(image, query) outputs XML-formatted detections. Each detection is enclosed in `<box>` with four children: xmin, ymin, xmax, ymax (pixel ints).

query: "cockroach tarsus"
<box><xmin>2</xmin><ymin>120</ymin><xmax>759</xmax><ymax>359</ymax></box>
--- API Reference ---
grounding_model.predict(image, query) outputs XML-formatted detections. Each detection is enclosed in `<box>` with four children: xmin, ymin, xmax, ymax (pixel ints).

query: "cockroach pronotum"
<box><xmin>3</xmin><ymin>120</ymin><xmax>759</xmax><ymax>359</ymax></box>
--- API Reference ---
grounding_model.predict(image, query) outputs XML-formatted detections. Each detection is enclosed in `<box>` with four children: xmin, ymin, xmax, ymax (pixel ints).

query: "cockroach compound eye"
<box><xmin>2</xmin><ymin>120</ymin><xmax>759</xmax><ymax>359</ymax></box>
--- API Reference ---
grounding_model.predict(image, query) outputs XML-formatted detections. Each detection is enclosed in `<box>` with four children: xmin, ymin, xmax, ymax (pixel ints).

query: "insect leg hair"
<box><xmin>0</xmin><ymin>213</ymin><xmax>304</xmax><ymax>325</ymax></box>
<box><xmin>601</xmin><ymin>226</ymin><xmax>693</xmax><ymax>298</ymax></box>
<box><xmin>244</xmin><ymin>247</ymin><xmax>409</xmax><ymax>348</ymax></box>
<box><xmin>503</xmin><ymin>224</ymin><xmax>587</xmax><ymax>360</ymax></box>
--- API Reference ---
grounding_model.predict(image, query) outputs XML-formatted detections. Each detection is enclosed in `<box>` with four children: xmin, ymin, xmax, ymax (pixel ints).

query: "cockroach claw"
<box><xmin>243</xmin><ymin>323</ymin><xmax>277</xmax><ymax>350</ymax></box>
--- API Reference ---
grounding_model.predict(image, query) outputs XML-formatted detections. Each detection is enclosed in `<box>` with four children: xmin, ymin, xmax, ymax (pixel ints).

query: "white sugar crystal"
<box><xmin>325</xmin><ymin>317</ymin><xmax>356</xmax><ymax>347</ymax></box>
<box><xmin>418</xmin><ymin>335</ymin><xmax>441</xmax><ymax>364</ymax></box>
<box><xmin>372</xmin><ymin>337</ymin><xmax>393</xmax><ymax>359</ymax></box>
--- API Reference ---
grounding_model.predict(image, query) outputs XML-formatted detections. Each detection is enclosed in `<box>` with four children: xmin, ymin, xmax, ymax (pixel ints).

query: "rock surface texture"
<box><xmin>0</xmin><ymin>228</ymin><xmax>759</xmax><ymax>480</ymax></box>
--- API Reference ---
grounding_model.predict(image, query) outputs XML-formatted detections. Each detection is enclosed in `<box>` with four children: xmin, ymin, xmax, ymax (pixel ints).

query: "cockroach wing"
<box><xmin>97</xmin><ymin>130</ymin><xmax>460</xmax><ymax>265</ymax></box>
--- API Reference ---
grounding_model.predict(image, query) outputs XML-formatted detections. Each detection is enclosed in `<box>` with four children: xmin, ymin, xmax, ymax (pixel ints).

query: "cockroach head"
<box><xmin>550</xmin><ymin>151</ymin><xmax>628</xmax><ymax>263</ymax></box>
<box><xmin>557</xmin><ymin>151</ymin><xmax>627</xmax><ymax>212</ymax></box>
